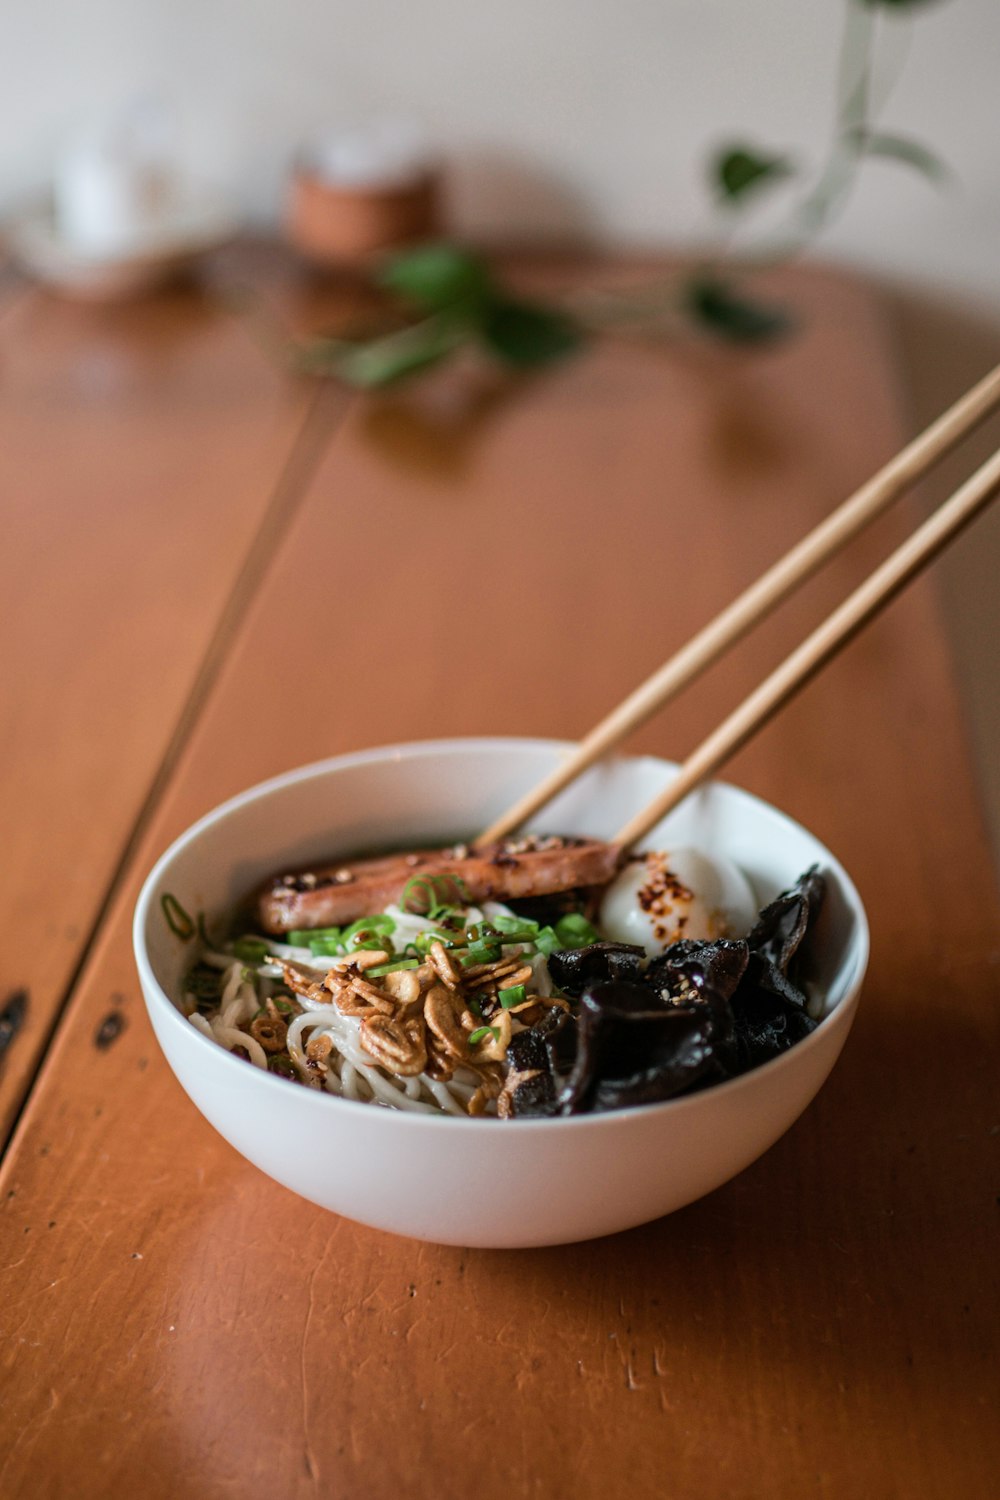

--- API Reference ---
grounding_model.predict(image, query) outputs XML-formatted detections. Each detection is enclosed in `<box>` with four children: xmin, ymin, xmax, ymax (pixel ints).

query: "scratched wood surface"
<box><xmin>0</xmin><ymin>261</ymin><xmax>349</xmax><ymax>1148</ymax></box>
<box><xmin>1</xmin><ymin>265</ymin><xmax>998</xmax><ymax>1500</ymax></box>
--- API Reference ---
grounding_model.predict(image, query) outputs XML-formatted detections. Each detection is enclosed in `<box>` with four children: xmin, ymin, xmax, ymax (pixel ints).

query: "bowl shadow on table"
<box><xmin>462</xmin><ymin>982</ymin><xmax>990</xmax><ymax>1392</ymax></box>
<box><xmin>137</xmin><ymin>983</ymin><xmax>988</xmax><ymax>1493</ymax></box>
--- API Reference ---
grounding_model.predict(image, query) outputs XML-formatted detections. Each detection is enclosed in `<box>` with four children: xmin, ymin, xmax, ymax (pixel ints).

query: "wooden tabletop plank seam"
<box><xmin>1</xmin><ymin>262</ymin><xmax>997</xmax><ymax>1500</ymax></box>
<box><xmin>0</xmin><ymin>378</ymin><xmax>353</xmax><ymax>1157</ymax></box>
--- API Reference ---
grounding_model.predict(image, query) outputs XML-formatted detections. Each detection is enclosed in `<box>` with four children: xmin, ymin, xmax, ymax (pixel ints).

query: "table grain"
<box><xmin>0</xmin><ymin>261</ymin><xmax>997</xmax><ymax>1500</ymax></box>
<box><xmin>0</xmin><ymin>268</ymin><xmax>348</xmax><ymax>1147</ymax></box>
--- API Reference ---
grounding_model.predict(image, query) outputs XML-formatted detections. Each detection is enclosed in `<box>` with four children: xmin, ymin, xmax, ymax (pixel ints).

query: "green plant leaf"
<box><xmin>480</xmin><ymin>299</ymin><xmax>583</xmax><ymax>367</ymax></box>
<box><xmin>317</xmin><ymin>317</ymin><xmax>465</xmax><ymax>388</ymax></box>
<box><xmin>713</xmin><ymin>146</ymin><xmax>794</xmax><ymax>201</ymax></box>
<box><xmin>685</xmin><ymin>276</ymin><xmax>792</xmax><ymax>344</ymax></box>
<box><xmin>378</xmin><ymin>244</ymin><xmax>494</xmax><ymax>311</ymax></box>
<box><xmin>848</xmin><ymin>129</ymin><xmax>949</xmax><ymax>182</ymax></box>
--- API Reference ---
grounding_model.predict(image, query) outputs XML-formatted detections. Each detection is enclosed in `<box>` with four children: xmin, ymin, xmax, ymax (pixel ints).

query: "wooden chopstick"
<box><xmin>614</xmin><ymin>443</ymin><xmax>1000</xmax><ymax>848</ymax></box>
<box><xmin>478</xmin><ymin>362</ymin><xmax>1000</xmax><ymax>844</ymax></box>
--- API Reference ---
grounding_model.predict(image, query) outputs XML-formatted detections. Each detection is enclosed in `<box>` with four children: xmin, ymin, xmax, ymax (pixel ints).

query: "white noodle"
<box><xmin>220</xmin><ymin>987</ymin><xmax>252</xmax><ymax>1029</ymax></box>
<box><xmin>185</xmin><ymin>895</ymin><xmax>542</xmax><ymax>1115</ymax></box>
<box><xmin>286</xmin><ymin>1007</ymin><xmax>345</xmax><ymax>1065</ymax></box>
<box><xmin>220</xmin><ymin>962</ymin><xmax>245</xmax><ymax>1010</ymax></box>
<box><xmin>211</xmin><ymin>1023</ymin><xmax>268</xmax><ymax>1069</ymax></box>
<box><xmin>423</xmin><ymin>1078</ymin><xmax>468</xmax><ymax>1115</ymax></box>
<box><xmin>199</xmin><ymin>948</ymin><xmax>237</xmax><ymax>970</ymax></box>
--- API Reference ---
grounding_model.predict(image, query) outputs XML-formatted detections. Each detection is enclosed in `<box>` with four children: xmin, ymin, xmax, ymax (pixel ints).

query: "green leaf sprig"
<box><xmin>624</xmin><ymin>0</ymin><xmax>954</xmax><ymax>344</ymax></box>
<box><xmin>306</xmin><ymin>244</ymin><xmax>583</xmax><ymax>389</ymax></box>
<box><xmin>292</xmin><ymin>0</ymin><xmax>953</xmax><ymax>382</ymax></box>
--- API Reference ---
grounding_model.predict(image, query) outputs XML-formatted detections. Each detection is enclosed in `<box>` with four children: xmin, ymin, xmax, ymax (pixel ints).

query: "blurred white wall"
<box><xmin>1</xmin><ymin>0</ymin><xmax>997</xmax><ymax>308</ymax></box>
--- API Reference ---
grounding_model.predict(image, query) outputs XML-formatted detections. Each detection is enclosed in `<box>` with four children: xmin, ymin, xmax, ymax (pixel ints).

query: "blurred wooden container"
<box><xmin>286</xmin><ymin>165</ymin><xmax>441</xmax><ymax>269</ymax></box>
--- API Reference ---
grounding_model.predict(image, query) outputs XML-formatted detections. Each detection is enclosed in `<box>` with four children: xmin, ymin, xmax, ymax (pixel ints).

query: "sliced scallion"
<box><xmin>348</xmin><ymin>935</ymin><xmax>395</xmax><ymax>954</ymax></box>
<box><xmin>341</xmin><ymin>913</ymin><xmax>395</xmax><ymax>943</ymax></box>
<box><xmin>400</xmin><ymin>872</ymin><xmax>472</xmax><ymax>918</ymax></box>
<box><xmin>233</xmin><ymin>936</ymin><xmax>270</xmax><ymax>964</ymax></box>
<box><xmin>534</xmin><ymin>926</ymin><xmax>560</xmax><ymax>957</ymax></box>
<box><xmin>499</xmin><ymin>985</ymin><xmax>527</xmax><ymax>1009</ymax></box>
<box><xmin>288</xmin><ymin>926</ymin><xmax>341</xmax><ymax>947</ymax></box>
<box><xmin>468</xmin><ymin>1024</ymin><xmax>500</xmax><ymax>1046</ymax></box>
<box><xmin>307</xmin><ymin>937</ymin><xmax>343</xmax><ymax>956</ymax></box>
<box><xmin>367</xmin><ymin>958</ymin><xmax>420</xmax><ymax>978</ymax></box>
<box><xmin>492</xmin><ymin>914</ymin><xmax>539</xmax><ymax>938</ymax></box>
<box><xmin>555</xmin><ymin>912</ymin><xmax>600</xmax><ymax>948</ymax></box>
<box><xmin>459</xmin><ymin>942</ymin><xmax>502</xmax><ymax>967</ymax></box>
<box><xmin>414</xmin><ymin>930</ymin><xmax>457</xmax><ymax>956</ymax></box>
<box><xmin>162</xmin><ymin>893</ymin><xmax>195</xmax><ymax>941</ymax></box>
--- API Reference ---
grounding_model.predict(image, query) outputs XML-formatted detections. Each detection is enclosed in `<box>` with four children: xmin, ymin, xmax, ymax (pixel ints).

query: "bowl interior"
<box><xmin>138</xmin><ymin>738</ymin><xmax>867</xmax><ymax>1035</ymax></box>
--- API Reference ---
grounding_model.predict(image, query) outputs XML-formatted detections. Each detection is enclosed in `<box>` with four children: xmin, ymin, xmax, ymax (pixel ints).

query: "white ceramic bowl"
<box><xmin>133</xmin><ymin>739</ymin><xmax>868</xmax><ymax>1248</ymax></box>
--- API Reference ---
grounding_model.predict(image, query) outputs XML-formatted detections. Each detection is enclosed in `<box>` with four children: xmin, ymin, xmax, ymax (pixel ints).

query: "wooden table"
<box><xmin>1</xmin><ymin>253</ymin><xmax>997</xmax><ymax>1500</ymax></box>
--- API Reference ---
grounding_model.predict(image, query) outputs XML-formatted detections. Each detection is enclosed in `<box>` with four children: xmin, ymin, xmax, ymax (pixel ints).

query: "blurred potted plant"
<box><xmin>294</xmin><ymin>0</ymin><xmax>951</xmax><ymax>387</ymax></box>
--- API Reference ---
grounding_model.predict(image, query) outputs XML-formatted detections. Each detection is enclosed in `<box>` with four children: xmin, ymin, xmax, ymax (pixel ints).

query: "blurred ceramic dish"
<box><xmin>286</xmin><ymin>165</ymin><xmax>439</xmax><ymax>268</ymax></box>
<box><xmin>5</xmin><ymin>189</ymin><xmax>237</xmax><ymax>300</ymax></box>
<box><xmin>133</xmin><ymin>739</ymin><xmax>868</xmax><ymax>1248</ymax></box>
<box><xmin>286</xmin><ymin>122</ymin><xmax>440</xmax><ymax>268</ymax></box>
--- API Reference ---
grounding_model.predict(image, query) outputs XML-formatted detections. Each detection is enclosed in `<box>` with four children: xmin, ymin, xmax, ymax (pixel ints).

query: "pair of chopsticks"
<box><xmin>480</xmin><ymin>363</ymin><xmax>1000</xmax><ymax>850</ymax></box>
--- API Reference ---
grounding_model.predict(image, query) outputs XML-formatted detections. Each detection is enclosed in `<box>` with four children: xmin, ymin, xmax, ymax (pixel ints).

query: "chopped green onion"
<box><xmin>349</xmin><ymin>936</ymin><xmax>394</xmax><ymax>954</ymax></box>
<box><xmin>414</xmin><ymin>930</ymin><xmax>458</xmax><ymax>956</ymax></box>
<box><xmin>533</xmin><ymin>926</ymin><xmax>560</xmax><ymax>956</ymax></box>
<box><xmin>268</xmin><ymin>1054</ymin><xmax>298</xmax><ymax>1079</ymax></box>
<box><xmin>367</xmin><ymin>958</ymin><xmax>421</xmax><ymax>978</ymax></box>
<box><xmin>341</xmin><ymin>913</ymin><xmax>395</xmax><ymax>942</ymax></box>
<box><xmin>499</xmin><ymin>985</ymin><xmax>527</xmax><ymax>1009</ymax></box>
<box><xmin>465</xmin><ymin>922</ymin><xmax>499</xmax><ymax>944</ymax></box>
<box><xmin>288</xmin><ymin>926</ymin><xmax>341</xmax><ymax>947</ymax></box>
<box><xmin>492</xmin><ymin>914</ymin><xmax>539</xmax><ymax>938</ymax></box>
<box><xmin>273</xmin><ymin>998</ymin><xmax>294</xmax><ymax>1014</ymax></box>
<box><xmin>428</xmin><ymin>904</ymin><xmax>467</xmax><ymax>929</ymax></box>
<box><xmin>491</xmin><ymin>921</ymin><xmax>539</xmax><ymax>943</ymax></box>
<box><xmin>400</xmin><ymin>875</ymin><xmax>440</xmax><ymax>915</ymax></box>
<box><xmin>459</xmin><ymin>942</ymin><xmax>502</xmax><ymax>967</ymax></box>
<box><xmin>162</xmin><ymin>892</ymin><xmax>195</xmax><ymax>941</ymax></box>
<box><xmin>305</xmin><ymin>937</ymin><xmax>341</xmax><ymax>956</ymax></box>
<box><xmin>233</xmin><ymin>936</ymin><xmax>270</xmax><ymax>964</ymax></box>
<box><xmin>555</xmin><ymin>913</ymin><xmax>601</xmax><ymax>948</ymax></box>
<box><xmin>400</xmin><ymin>872</ymin><xmax>472</xmax><ymax>917</ymax></box>
<box><xmin>183</xmin><ymin>961</ymin><xmax>224</xmax><ymax>1003</ymax></box>
<box><xmin>468</xmin><ymin>1024</ymin><xmax>501</xmax><ymax>1046</ymax></box>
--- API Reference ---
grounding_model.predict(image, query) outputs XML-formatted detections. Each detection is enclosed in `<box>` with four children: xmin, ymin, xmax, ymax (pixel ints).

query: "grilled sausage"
<box><xmin>257</xmin><ymin>835</ymin><xmax>622</xmax><ymax>933</ymax></box>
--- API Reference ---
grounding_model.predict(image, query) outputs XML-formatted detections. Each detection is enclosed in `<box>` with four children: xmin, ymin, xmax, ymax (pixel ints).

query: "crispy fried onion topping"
<box><xmin>274</xmin><ymin>947</ymin><xmax>565</xmax><ymax>1115</ymax></box>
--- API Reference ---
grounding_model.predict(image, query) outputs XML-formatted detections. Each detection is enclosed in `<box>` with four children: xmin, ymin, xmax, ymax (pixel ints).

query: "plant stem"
<box><xmin>794</xmin><ymin>0</ymin><xmax>878</xmax><ymax>238</ymax></box>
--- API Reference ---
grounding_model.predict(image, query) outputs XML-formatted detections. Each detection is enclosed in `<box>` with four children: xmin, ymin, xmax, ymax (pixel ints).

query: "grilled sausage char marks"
<box><xmin>257</xmin><ymin>836</ymin><xmax>622</xmax><ymax>934</ymax></box>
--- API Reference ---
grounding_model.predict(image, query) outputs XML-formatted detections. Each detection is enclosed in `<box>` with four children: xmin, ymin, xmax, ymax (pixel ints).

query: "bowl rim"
<box><xmin>133</xmin><ymin>736</ymin><xmax>870</xmax><ymax>1135</ymax></box>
